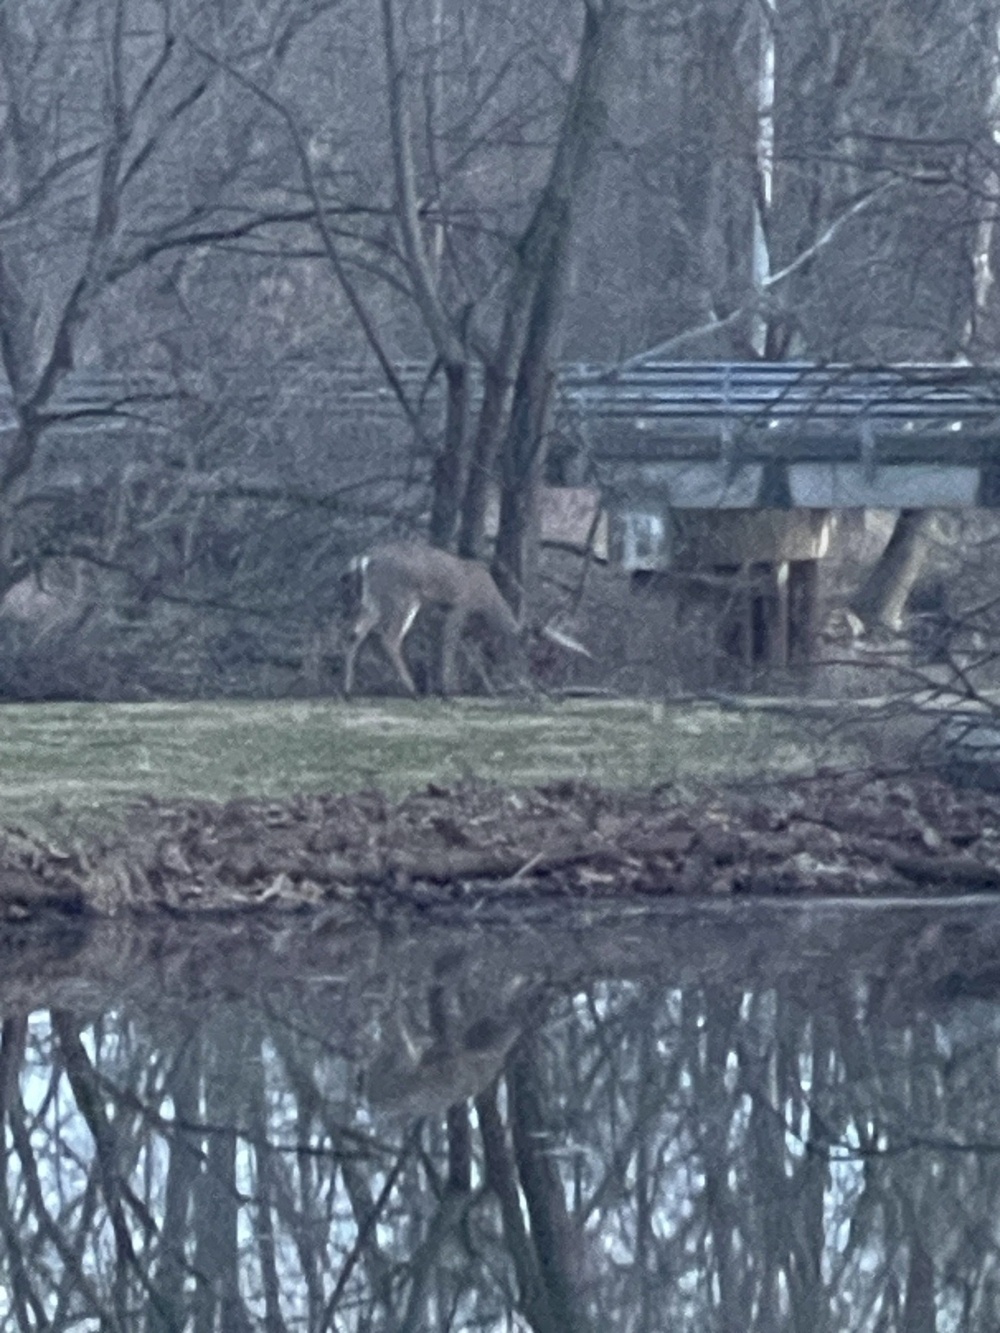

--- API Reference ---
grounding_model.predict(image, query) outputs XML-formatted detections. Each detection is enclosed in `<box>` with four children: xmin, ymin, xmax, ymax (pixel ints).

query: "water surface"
<box><xmin>2</xmin><ymin>898</ymin><xmax>998</xmax><ymax>1331</ymax></box>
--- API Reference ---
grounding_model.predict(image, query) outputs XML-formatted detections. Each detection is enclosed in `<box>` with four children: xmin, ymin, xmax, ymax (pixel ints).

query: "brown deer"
<box><xmin>343</xmin><ymin>541</ymin><xmax>589</xmax><ymax>696</ymax></box>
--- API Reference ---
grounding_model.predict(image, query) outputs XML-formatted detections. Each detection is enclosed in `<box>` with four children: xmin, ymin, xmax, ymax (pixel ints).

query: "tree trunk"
<box><xmin>192</xmin><ymin>1016</ymin><xmax>251</xmax><ymax>1333</ymax></box>
<box><xmin>460</xmin><ymin>0</ymin><xmax>623</xmax><ymax>579</ymax></box>
<box><xmin>750</xmin><ymin>0</ymin><xmax>777</xmax><ymax>357</ymax></box>
<box><xmin>492</xmin><ymin>355</ymin><xmax>556</xmax><ymax>616</ymax></box>
<box><xmin>457</xmin><ymin>353</ymin><xmax>521</xmax><ymax>561</ymax></box>
<box><xmin>381</xmin><ymin>0</ymin><xmax>470</xmax><ymax>551</ymax></box>
<box><xmin>146</xmin><ymin>1030</ymin><xmax>202</xmax><ymax>1333</ymax></box>
<box><xmin>428</xmin><ymin>360</ymin><xmax>470</xmax><ymax>548</ymax></box>
<box><xmin>475</xmin><ymin>1084</ymin><xmax>559</xmax><ymax>1333</ymax></box>
<box><xmin>508</xmin><ymin>1039</ymin><xmax>594</xmax><ymax>1333</ymax></box>
<box><xmin>963</xmin><ymin>8</ymin><xmax>1000</xmax><ymax>354</ymax></box>
<box><xmin>901</xmin><ymin>1235</ymin><xmax>936</xmax><ymax>1333</ymax></box>
<box><xmin>849</xmin><ymin>510</ymin><xmax>936</xmax><ymax>633</ymax></box>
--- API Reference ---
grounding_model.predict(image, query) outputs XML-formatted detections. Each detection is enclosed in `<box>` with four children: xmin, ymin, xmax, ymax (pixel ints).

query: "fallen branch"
<box><xmin>889</xmin><ymin>853</ymin><xmax>1000</xmax><ymax>893</ymax></box>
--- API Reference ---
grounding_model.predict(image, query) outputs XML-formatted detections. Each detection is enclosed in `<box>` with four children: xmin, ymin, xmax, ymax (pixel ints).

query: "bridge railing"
<box><xmin>560</xmin><ymin>363</ymin><xmax>1000</xmax><ymax>427</ymax></box>
<box><xmin>4</xmin><ymin>361</ymin><xmax>1000</xmax><ymax>433</ymax></box>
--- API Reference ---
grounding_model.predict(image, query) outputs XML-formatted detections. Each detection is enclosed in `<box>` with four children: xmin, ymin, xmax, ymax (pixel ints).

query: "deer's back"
<box><xmin>370</xmin><ymin>542</ymin><xmax>504</xmax><ymax>614</ymax></box>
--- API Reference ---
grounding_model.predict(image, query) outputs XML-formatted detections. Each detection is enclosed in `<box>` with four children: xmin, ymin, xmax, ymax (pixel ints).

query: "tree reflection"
<box><xmin>2</xmin><ymin>907</ymin><xmax>1000</xmax><ymax>1330</ymax></box>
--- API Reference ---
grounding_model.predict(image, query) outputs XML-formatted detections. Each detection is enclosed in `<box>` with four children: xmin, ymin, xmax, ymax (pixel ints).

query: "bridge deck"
<box><xmin>4</xmin><ymin>361</ymin><xmax>1000</xmax><ymax>506</ymax></box>
<box><xmin>560</xmin><ymin>363</ymin><xmax>1000</xmax><ymax>506</ymax></box>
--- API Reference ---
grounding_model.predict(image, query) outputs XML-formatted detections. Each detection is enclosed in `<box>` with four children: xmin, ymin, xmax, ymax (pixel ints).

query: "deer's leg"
<box><xmin>343</xmin><ymin>606</ymin><xmax>380</xmax><ymax>697</ymax></box>
<box><xmin>378</xmin><ymin>597</ymin><xmax>421</xmax><ymax>696</ymax></box>
<box><xmin>439</xmin><ymin>608</ymin><xmax>468</xmax><ymax>695</ymax></box>
<box><xmin>510</xmin><ymin>634</ymin><xmax>534</xmax><ymax>695</ymax></box>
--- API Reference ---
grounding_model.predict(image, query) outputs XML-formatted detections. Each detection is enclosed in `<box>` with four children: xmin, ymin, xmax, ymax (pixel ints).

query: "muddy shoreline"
<box><xmin>2</xmin><ymin>771</ymin><xmax>1000</xmax><ymax>923</ymax></box>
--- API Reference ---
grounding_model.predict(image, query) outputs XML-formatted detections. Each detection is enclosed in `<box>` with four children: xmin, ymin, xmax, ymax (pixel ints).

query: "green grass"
<box><xmin>0</xmin><ymin>696</ymin><xmax>868</xmax><ymax>839</ymax></box>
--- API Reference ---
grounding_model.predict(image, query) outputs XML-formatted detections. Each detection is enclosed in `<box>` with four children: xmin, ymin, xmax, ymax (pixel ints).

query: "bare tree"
<box><xmin>377</xmin><ymin>0</ymin><xmax>624</xmax><ymax>614</ymax></box>
<box><xmin>0</xmin><ymin>0</ymin><xmax>319</xmax><ymax>595</ymax></box>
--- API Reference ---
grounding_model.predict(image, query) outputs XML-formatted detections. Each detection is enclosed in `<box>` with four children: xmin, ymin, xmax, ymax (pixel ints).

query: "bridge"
<box><xmin>4</xmin><ymin>360</ymin><xmax>990</xmax><ymax>674</ymax></box>
<box><xmin>4</xmin><ymin>360</ymin><xmax>1000</xmax><ymax>508</ymax></box>
<box><xmin>560</xmin><ymin>362</ymin><xmax>1000</xmax><ymax>509</ymax></box>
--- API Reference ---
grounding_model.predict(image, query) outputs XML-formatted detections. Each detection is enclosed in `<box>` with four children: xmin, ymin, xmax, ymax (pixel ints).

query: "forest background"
<box><xmin>0</xmin><ymin>0</ymin><xmax>996</xmax><ymax>698</ymax></box>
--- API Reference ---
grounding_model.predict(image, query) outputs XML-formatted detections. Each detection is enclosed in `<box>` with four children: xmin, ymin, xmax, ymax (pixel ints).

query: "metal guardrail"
<box><xmin>560</xmin><ymin>363</ymin><xmax>1000</xmax><ymax>426</ymax></box>
<box><xmin>6</xmin><ymin>360</ymin><xmax>1000</xmax><ymax>506</ymax></box>
<box><xmin>4</xmin><ymin>362</ymin><xmax>1000</xmax><ymax>430</ymax></box>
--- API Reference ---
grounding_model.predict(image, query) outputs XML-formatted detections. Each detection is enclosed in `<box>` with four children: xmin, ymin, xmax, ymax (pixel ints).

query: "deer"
<box><xmin>342</xmin><ymin>541</ymin><xmax>590</xmax><ymax>697</ymax></box>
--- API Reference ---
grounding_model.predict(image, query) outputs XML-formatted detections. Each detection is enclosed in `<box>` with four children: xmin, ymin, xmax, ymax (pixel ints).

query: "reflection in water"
<box><xmin>2</xmin><ymin>902</ymin><xmax>1000</xmax><ymax>1330</ymax></box>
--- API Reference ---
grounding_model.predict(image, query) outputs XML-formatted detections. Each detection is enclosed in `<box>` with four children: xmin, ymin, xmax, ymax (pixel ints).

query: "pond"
<box><xmin>2</xmin><ymin>898</ymin><xmax>999</xmax><ymax>1331</ymax></box>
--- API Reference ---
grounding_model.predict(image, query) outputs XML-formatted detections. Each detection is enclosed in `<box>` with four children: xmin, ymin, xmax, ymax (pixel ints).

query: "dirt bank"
<box><xmin>2</xmin><ymin>770</ymin><xmax>999</xmax><ymax>922</ymax></box>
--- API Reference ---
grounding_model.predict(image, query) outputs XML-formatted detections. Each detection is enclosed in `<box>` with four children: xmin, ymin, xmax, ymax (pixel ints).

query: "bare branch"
<box><xmin>381</xmin><ymin>0</ymin><xmax>464</xmax><ymax>364</ymax></box>
<box><xmin>188</xmin><ymin>37</ymin><xmax>431</xmax><ymax>446</ymax></box>
<box><xmin>618</xmin><ymin>181</ymin><xmax>901</xmax><ymax>368</ymax></box>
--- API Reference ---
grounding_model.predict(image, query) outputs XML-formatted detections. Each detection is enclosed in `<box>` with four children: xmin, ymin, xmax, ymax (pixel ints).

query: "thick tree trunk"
<box><xmin>492</xmin><ymin>354</ymin><xmax>557</xmax><ymax>616</ymax></box>
<box><xmin>428</xmin><ymin>361</ymin><xmax>470</xmax><ymax>548</ymax></box>
<box><xmin>475</xmin><ymin>1084</ymin><xmax>560</xmax><ymax>1333</ymax></box>
<box><xmin>146</xmin><ymin>1032</ymin><xmax>202</xmax><ymax>1333</ymax></box>
<box><xmin>849</xmin><ymin>509</ymin><xmax>936</xmax><ymax>633</ymax></box>
<box><xmin>901</xmin><ymin>1235</ymin><xmax>936</xmax><ymax>1333</ymax></box>
<box><xmin>381</xmin><ymin>0</ymin><xmax>471</xmax><ymax>551</ymax></box>
<box><xmin>457</xmin><ymin>356</ymin><xmax>520</xmax><ymax>561</ymax></box>
<box><xmin>508</xmin><ymin>1039</ymin><xmax>594</xmax><ymax>1333</ymax></box>
<box><xmin>963</xmin><ymin>11</ymin><xmax>1000</xmax><ymax>353</ymax></box>
<box><xmin>460</xmin><ymin>0</ymin><xmax>622</xmax><ymax>580</ymax></box>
